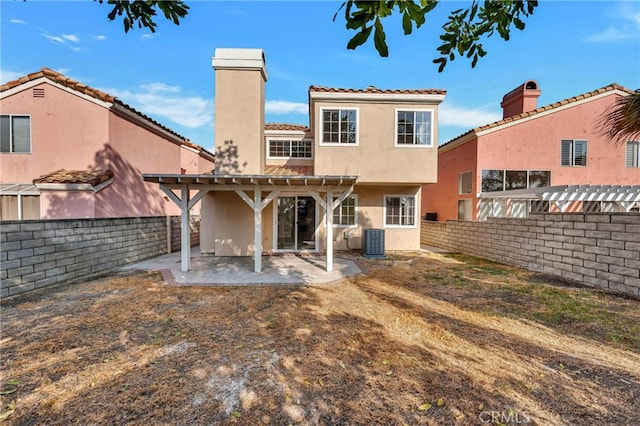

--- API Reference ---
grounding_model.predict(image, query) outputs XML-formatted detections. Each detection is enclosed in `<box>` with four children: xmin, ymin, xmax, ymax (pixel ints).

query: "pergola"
<box><xmin>479</xmin><ymin>184</ymin><xmax>640</xmax><ymax>212</ymax></box>
<box><xmin>142</xmin><ymin>173</ymin><xmax>358</xmax><ymax>273</ymax></box>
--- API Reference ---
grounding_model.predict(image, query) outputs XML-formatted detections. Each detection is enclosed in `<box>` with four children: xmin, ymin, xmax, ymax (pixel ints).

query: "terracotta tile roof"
<box><xmin>182</xmin><ymin>140</ymin><xmax>215</xmax><ymax>160</ymax></box>
<box><xmin>441</xmin><ymin>83</ymin><xmax>635</xmax><ymax>148</ymax></box>
<box><xmin>309</xmin><ymin>85</ymin><xmax>446</xmax><ymax>96</ymax></box>
<box><xmin>264</xmin><ymin>165</ymin><xmax>314</xmax><ymax>176</ymax></box>
<box><xmin>33</xmin><ymin>169</ymin><xmax>114</xmax><ymax>186</ymax></box>
<box><xmin>265</xmin><ymin>123</ymin><xmax>310</xmax><ymax>132</ymax></box>
<box><xmin>1</xmin><ymin>67</ymin><xmax>189</xmax><ymax>143</ymax></box>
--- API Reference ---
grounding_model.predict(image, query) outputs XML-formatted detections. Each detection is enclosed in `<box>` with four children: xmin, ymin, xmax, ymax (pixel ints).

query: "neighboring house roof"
<box><xmin>265</xmin><ymin>123</ymin><xmax>310</xmax><ymax>132</ymax></box>
<box><xmin>263</xmin><ymin>165</ymin><xmax>314</xmax><ymax>176</ymax></box>
<box><xmin>441</xmin><ymin>83</ymin><xmax>635</xmax><ymax>149</ymax></box>
<box><xmin>2</xmin><ymin>68</ymin><xmax>214</xmax><ymax>160</ymax></box>
<box><xmin>309</xmin><ymin>85</ymin><xmax>447</xmax><ymax>96</ymax></box>
<box><xmin>182</xmin><ymin>140</ymin><xmax>215</xmax><ymax>162</ymax></box>
<box><xmin>33</xmin><ymin>169</ymin><xmax>114</xmax><ymax>187</ymax></box>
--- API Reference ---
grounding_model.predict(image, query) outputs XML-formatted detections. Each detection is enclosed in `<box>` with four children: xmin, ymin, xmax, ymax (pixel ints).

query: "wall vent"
<box><xmin>362</xmin><ymin>228</ymin><xmax>385</xmax><ymax>258</ymax></box>
<box><xmin>33</xmin><ymin>88</ymin><xmax>45</xmax><ymax>98</ymax></box>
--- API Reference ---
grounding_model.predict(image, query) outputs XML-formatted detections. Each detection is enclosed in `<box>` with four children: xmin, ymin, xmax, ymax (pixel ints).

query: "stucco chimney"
<box><xmin>500</xmin><ymin>80</ymin><xmax>540</xmax><ymax>119</ymax></box>
<box><xmin>212</xmin><ymin>48</ymin><xmax>268</xmax><ymax>174</ymax></box>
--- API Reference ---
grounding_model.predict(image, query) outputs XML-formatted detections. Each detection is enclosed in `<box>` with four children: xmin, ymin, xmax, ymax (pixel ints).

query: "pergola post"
<box><xmin>326</xmin><ymin>188</ymin><xmax>333</xmax><ymax>272</ymax></box>
<box><xmin>254</xmin><ymin>185</ymin><xmax>262</xmax><ymax>273</ymax></box>
<box><xmin>180</xmin><ymin>184</ymin><xmax>191</xmax><ymax>272</ymax></box>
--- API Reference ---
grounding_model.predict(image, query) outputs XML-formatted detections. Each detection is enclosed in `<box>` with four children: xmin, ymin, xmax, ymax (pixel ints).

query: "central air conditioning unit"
<box><xmin>362</xmin><ymin>228</ymin><xmax>385</xmax><ymax>258</ymax></box>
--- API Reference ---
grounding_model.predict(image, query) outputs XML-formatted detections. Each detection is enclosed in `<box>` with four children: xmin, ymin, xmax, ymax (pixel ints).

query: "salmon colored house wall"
<box><xmin>422</xmin><ymin>138</ymin><xmax>477</xmax><ymax>220</ymax></box>
<box><xmin>422</xmin><ymin>84</ymin><xmax>639</xmax><ymax>221</ymax></box>
<box><xmin>0</xmin><ymin>82</ymin><xmax>108</xmax><ymax>183</ymax></box>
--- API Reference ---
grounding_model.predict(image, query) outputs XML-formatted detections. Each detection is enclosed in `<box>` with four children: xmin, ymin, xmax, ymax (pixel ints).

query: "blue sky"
<box><xmin>2</xmin><ymin>1</ymin><xmax>639</xmax><ymax>150</ymax></box>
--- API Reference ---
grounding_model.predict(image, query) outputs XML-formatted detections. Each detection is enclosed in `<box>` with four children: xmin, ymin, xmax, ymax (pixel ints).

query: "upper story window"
<box><xmin>396</xmin><ymin>110</ymin><xmax>433</xmax><ymax>147</ymax></box>
<box><xmin>481</xmin><ymin>170</ymin><xmax>551</xmax><ymax>192</ymax></box>
<box><xmin>321</xmin><ymin>108</ymin><xmax>357</xmax><ymax>145</ymax></box>
<box><xmin>333</xmin><ymin>195</ymin><xmax>357</xmax><ymax>227</ymax></box>
<box><xmin>561</xmin><ymin>139</ymin><xmax>587</xmax><ymax>167</ymax></box>
<box><xmin>458</xmin><ymin>171</ymin><xmax>472</xmax><ymax>194</ymax></box>
<box><xmin>627</xmin><ymin>141</ymin><xmax>639</xmax><ymax>168</ymax></box>
<box><xmin>384</xmin><ymin>195</ymin><xmax>416</xmax><ymax>227</ymax></box>
<box><xmin>1</xmin><ymin>115</ymin><xmax>31</xmax><ymax>153</ymax></box>
<box><xmin>268</xmin><ymin>139</ymin><xmax>312</xmax><ymax>159</ymax></box>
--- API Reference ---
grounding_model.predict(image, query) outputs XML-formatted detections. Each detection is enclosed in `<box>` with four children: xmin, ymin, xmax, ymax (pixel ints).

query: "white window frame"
<box><xmin>627</xmin><ymin>141</ymin><xmax>639</xmax><ymax>168</ymax></box>
<box><xmin>561</xmin><ymin>139</ymin><xmax>587</xmax><ymax>167</ymax></box>
<box><xmin>383</xmin><ymin>194</ymin><xmax>417</xmax><ymax>228</ymax></box>
<box><xmin>266</xmin><ymin>138</ymin><xmax>313</xmax><ymax>159</ymax></box>
<box><xmin>0</xmin><ymin>114</ymin><xmax>32</xmax><ymax>154</ymax></box>
<box><xmin>394</xmin><ymin>109</ymin><xmax>434</xmax><ymax>148</ymax></box>
<box><xmin>319</xmin><ymin>107</ymin><xmax>359</xmax><ymax>146</ymax></box>
<box><xmin>333</xmin><ymin>195</ymin><xmax>358</xmax><ymax>228</ymax></box>
<box><xmin>458</xmin><ymin>170</ymin><xmax>473</xmax><ymax>195</ymax></box>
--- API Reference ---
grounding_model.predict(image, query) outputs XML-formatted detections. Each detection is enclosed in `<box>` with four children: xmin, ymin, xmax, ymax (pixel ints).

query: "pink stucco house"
<box><xmin>422</xmin><ymin>80</ymin><xmax>640</xmax><ymax>221</ymax></box>
<box><xmin>0</xmin><ymin>68</ymin><xmax>214</xmax><ymax>220</ymax></box>
<box><xmin>144</xmin><ymin>48</ymin><xmax>446</xmax><ymax>272</ymax></box>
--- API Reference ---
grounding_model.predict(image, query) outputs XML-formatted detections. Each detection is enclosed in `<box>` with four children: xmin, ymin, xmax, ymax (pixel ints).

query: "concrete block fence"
<box><xmin>169</xmin><ymin>216</ymin><xmax>200</xmax><ymax>252</ymax></box>
<box><xmin>421</xmin><ymin>213</ymin><xmax>640</xmax><ymax>298</ymax></box>
<box><xmin>1</xmin><ymin>216</ymin><xmax>200</xmax><ymax>298</ymax></box>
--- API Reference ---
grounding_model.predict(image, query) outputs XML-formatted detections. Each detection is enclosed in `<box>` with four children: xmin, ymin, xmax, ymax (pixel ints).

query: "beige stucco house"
<box><xmin>144</xmin><ymin>48</ymin><xmax>446</xmax><ymax>272</ymax></box>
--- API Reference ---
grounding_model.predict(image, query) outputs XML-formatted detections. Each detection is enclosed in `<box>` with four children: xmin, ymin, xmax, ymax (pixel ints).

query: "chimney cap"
<box><xmin>212</xmin><ymin>48</ymin><xmax>268</xmax><ymax>81</ymax></box>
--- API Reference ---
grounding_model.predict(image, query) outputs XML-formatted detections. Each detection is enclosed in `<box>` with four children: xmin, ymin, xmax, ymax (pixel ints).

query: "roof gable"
<box><xmin>440</xmin><ymin>83</ymin><xmax>635</xmax><ymax>150</ymax></box>
<box><xmin>1</xmin><ymin>67</ymin><xmax>188</xmax><ymax>143</ymax></box>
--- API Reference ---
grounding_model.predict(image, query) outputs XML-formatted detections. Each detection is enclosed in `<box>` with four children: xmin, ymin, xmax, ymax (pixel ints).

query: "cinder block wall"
<box><xmin>1</xmin><ymin>217</ymin><xmax>167</xmax><ymax>298</ymax></box>
<box><xmin>170</xmin><ymin>216</ymin><xmax>201</xmax><ymax>252</ymax></box>
<box><xmin>421</xmin><ymin>214</ymin><xmax>640</xmax><ymax>298</ymax></box>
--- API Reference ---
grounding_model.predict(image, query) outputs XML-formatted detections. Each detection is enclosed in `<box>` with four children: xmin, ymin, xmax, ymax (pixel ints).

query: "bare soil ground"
<box><xmin>1</xmin><ymin>251</ymin><xmax>639</xmax><ymax>425</ymax></box>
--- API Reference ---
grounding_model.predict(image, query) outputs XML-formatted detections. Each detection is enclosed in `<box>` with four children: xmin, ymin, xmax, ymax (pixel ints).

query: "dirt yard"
<box><xmin>1</xmin><ymin>251</ymin><xmax>639</xmax><ymax>425</ymax></box>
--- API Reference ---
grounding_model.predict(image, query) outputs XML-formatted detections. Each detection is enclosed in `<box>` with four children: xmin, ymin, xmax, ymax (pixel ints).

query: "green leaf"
<box><xmin>6</xmin><ymin>380</ymin><xmax>19</xmax><ymax>386</ymax></box>
<box><xmin>0</xmin><ymin>389</ymin><xmax>16</xmax><ymax>395</ymax></box>
<box><xmin>346</xmin><ymin>25</ymin><xmax>373</xmax><ymax>50</ymax></box>
<box><xmin>402</xmin><ymin>12</ymin><xmax>412</xmax><ymax>35</ymax></box>
<box><xmin>373</xmin><ymin>18</ymin><xmax>389</xmax><ymax>57</ymax></box>
<box><xmin>418</xmin><ymin>403</ymin><xmax>432</xmax><ymax>411</ymax></box>
<box><xmin>232</xmin><ymin>411</ymin><xmax>241</xmax><ymax>418</ymax></box>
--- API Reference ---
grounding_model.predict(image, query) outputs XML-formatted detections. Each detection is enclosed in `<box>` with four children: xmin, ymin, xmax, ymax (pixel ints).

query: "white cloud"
<box><xmin>70</xmin><ymin>46</ymin><xmax>83</xmax><ymax>52</ymax></box>
<box><xmin>265</xmin><ymin>100</ymin><xmax>308</xmax><ymax>115</ymax></box>
<box><xmin>0</xmin><ymin>69</ymin><xmax>25</xmax><ymax>84</ymax></box>
<box><xmin>140</xmin><ymin>82</ymin><xmax>180</xmax><ymax>93</ymax></box>
<box><xmin>10</xmin><ymin>19</ymin><xmax>26</xmax><ymax>25</ymax></box>
<box><xmin>584</xmin><ymin>3</ymin><xmax>640</xmax><ymax>42</ymax></box>
<box><xmin>438</xmin><ymin>103</ymin><xmax>501</xmax><ymax>128</ymax></box>
<box><xmin>103</xmin><ymin>84</ymin><xmax>213</xmax><ymax>129</ymax></box>
<box><xmin>43</xmin><ymin>34</ymin><xmax>65</xmax><ymax>44</ymax></box>
<box><xmin>95</xmin><ymin>35</ymin><xmax>106</xmax><ymax>41</ymax></box>
<box><xmin>62</xmin><ymin>34</ymin><xmax>80</xmax><ymax>43</ymax></box>
<box><xmin>54</xmin><ymin>68</ymin><xmax>72</xmax><ymax>75</ymax></box>
<box><xmin>141</xmin><ymin>34</ymin><xmax>154</xmax><ymax>40</ymax></box>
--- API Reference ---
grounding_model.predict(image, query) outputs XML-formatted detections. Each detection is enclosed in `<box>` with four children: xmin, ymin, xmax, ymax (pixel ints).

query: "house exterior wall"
<box><xmin>103</xmin><ymin>111</ymin><xmax>183</xmax><ymax>217</ymax></box>
<box><xmin>316</xmin><ymin>185</ymin><xmax>422</xmax><ymax>252</ymax></box>
<box><xmin>422</xmin><ymin>138</ymin><xmax>477</xmax><ymax>221</ymax></box>
<box><xmin>40</xmin><ymin>191</ymin><xmax>96</xmax><ymax>219</ymax></box>
<box><xmin>311</xmin><ymin>101</ymin><xmax>439</xmax><ymax>184</ymax></box>
<box><xmin>0</xmin><ymin>82</ymin><xmax>108</xmax><ymax>183</ymax></box>
<box><xmin>422</xmin><ymin>90</ymin><xmax>639</xmax><ymax>222</ymax></box>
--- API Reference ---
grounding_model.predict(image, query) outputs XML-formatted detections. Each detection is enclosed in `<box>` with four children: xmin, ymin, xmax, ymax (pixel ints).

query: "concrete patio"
<box><xmin>121</xmin><ymin>247</ymin><xmax>362</xmax><ymax>286</ymax></box>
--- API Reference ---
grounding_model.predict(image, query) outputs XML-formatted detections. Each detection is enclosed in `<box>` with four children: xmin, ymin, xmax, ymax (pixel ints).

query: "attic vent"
<box><xmin>525</xmin><ymin>81</ymin><xmax>537</xmax><ymax>90</ymax></box>
<box><xmin>33</xmin><ymin>88</ymin><xmax>45</xmax><ymax>98</ymax></box>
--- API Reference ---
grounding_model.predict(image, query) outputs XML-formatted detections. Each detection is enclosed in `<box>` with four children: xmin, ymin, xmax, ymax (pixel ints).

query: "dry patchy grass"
<box><xmin>1</xmin><ymin>251</ymin><xmax>639</xmax><ymax>425</ymax></box>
